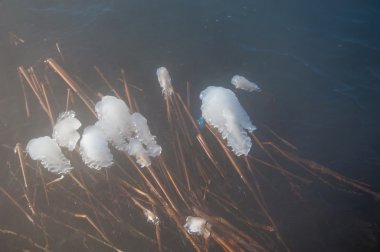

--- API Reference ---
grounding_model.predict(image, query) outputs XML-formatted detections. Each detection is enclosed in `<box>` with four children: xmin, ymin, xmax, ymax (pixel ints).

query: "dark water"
<box><xmin>1</xmin><ymin>0</ymin><xmax>380</xmax><ymax>251</ymax></box>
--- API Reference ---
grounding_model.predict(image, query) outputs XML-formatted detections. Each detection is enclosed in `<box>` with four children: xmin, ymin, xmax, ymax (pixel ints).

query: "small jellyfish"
<box><xmin>200</xmin><ymin>86</ymin><xmax>256</xmax><ymax>156</ymax></box>
<box><xmin>26</xmin><ymin>136</ymin><xmax>73</xmax><ymax>174</ymax></box>
<box><xmin>80</xmin><ymin>125</ymin><xmax>114</xmax><ymax>170</ymax></box>
<box><xmin>156</xmin><ymin>67</ymin><xmax>174</xmax><ymax>99</ymax></box>
<box><xmin>52</xmin><ymin>110</ymin><xmax>81</xmax><ymax>151</ymax></box>
<box><xmin>144</xmin><ymin>209</ymin><xmax>160</xmax><ymax>225</ymax></box>
<box><xmin>231</xmin><ymin>75</ymin><xmax>261</xmax><ymax>92</ymax></box>
<box><xmin>184</xmin><ymin>216</ymin><xmax>211</xmax><ymax>239</ymax></box>
<box><xmin>95</xmin><ymin>95</ymin><xmax>133</xmax><ymax>151</ymax></box>
<box><xmin>127</xmin><ymin>138</ymin><xmax>151</xmax><ymax>168</ymax></box>
<box><xmin>131</xmin><ymin>112</ymin><xmax>162</xmax><ymax>157</ymax></box>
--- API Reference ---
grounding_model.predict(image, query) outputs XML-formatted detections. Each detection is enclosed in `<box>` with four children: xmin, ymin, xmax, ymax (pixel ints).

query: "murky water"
<box><xmin>1</xmin><ymin>0</ymin><xmax>380</xmax><ymax>251</ymax></box>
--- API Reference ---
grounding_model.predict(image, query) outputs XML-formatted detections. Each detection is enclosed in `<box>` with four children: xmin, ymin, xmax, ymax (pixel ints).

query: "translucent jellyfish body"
<box><xmin>200</xmin><ymin>86</ymin><xmax>256</xmax><ymax>156</ymax></box>
<box><xmin>80</xmin><ymin>125</ymin><xmax>114</xmax><ymax>170</ymax></box>
<box><xmin>231</xmin><ymin>75</ymin><xmax>261</xmax><ymax>92</ymax></box>
<box><xmin>95</xmin><ymin>95</ymin><xmax>133</xmax><ymax>151</ymax></box>
<box><xmin>131</xmin><ymin>112</ymin><xmax>162</xmax><ymax>157</ymax></box>
<box><xmin>52</xmin><ymin>110</ymin><xmax>81</xmax><ymax>151</ymax></box>
<box><xmin>26</xmin><ymin>136</ymin><xmax>73</xmax><ymax>174</ymax></box>
<box><xmin>144</xmin><ymin>209</ymin><xmax>160</xmax><ymax>225</ymax></box>
<box><xmin>184</xmin><ymin>216</ymin><xmax>211</xmax><ymax>239</ymax></box>
<box><xmin>127</xmin><ymin>139</ymin><xmax>151</xmax><ymax>168</ymax></box>
<box><xmin>156</xmin><ymin>67</ymin><xmax>173</xmax><ymax>99</ymax></box>
<box><xmin>94</xmin><ymin>96</ymin><xmax>161</xmax><ymax>167</ymax></box>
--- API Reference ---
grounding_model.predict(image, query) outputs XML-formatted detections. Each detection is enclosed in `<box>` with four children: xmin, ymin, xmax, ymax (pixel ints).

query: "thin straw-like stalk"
<box><xmin>94</xmin><ymin>66</ymin><xmax>121</xmax><ymax>98</ymax></box>
<box><xmin>0</xmin><ymin>228</ymin><xmax>50</xmax><ymax>252</ymax></box>
<box><xmin>158</xmin><ymin>157</ymin><xmax>190</xmax><ymax>209</ymax></box>
<box><xmin>18</xmin><ymin>66</ymin><xmax>49</xmax><ymax>114</ymax></box>
<box><xmin>40</xmin><ymin>82</ymin><xmax>55</xmax><ymax>127</ymax></box>
<box><xmin>120</xmin><ymin>68</ymin><xmax>134</xmax><ymax>111</ymax></box>
<box><xmin>0</xmin><ymin>186</ymin><xmax>35</xmax><ymax>225</ymax></box>
<box><xmin>55</xmin><ymin>43</ymin><xmax>64</xmax><ymax>61</ymax></box>
<box><xmin>20</xmin><ymin>79</ymin><xmax>30</xmax><ymax>117</ymax></box>
<box><xmin>46</xmin><ymin>58</ymin><xmax>95</xmax><ymax>115</ymax></box>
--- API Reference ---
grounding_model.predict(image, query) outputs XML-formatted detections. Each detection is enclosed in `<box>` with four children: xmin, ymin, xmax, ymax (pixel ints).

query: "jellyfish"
<box><xmin>144</xmin><ymin>209</ymin><xmax>160</xmax><ymax>225</ymax></box>
<box><xmin>52</xmin><ymin>110</ymin><xmax>81</xmax><ymax>151</ymax></box>
<box><xmin>231</xmin><ymin>75</ymin><xmax>261</xmax><ymax>92</ymax></box>
<box><xmin>79</xmin><ymin>125</ymin><xmax>114</xmax><ymax>170</ymax></box>
<box><xmin>156</xmin><ymin>67</ymin><xmax>173</xmax><ymax>99</ymax></box>
<box><xmin>184</xmin><ymin>216</ymin><xmax>211</xmax><ymax>239</ymax></box>
<box><xmin>200</xmin><ymin>86</ymin><xmax>256</xmax><ymax>156</ymax></box>
<box><xmin>95</xmin><ymin>95</ymin><xmax>133</xmax><ymax>151</ymax></box>
<box><xmin>26</xmin><ymin>136</ymin><xmax>73</xmax><ymax>174</ymax></box>
<box><xmin>127</xmin><ymin>138</ymin><xmax>151</xmax><ymax>168</ymax></box>
<box><xmin>131</xmin><ymin>112</ymin><xmax>162</xmax><ymax>157</ymax></box>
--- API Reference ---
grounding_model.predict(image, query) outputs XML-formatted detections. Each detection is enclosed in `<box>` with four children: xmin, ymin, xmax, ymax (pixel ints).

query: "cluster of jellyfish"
<box><xmin>26</xmin><ymin>67</ymin><xmax>260</xmax><ymax>238</ymax></box>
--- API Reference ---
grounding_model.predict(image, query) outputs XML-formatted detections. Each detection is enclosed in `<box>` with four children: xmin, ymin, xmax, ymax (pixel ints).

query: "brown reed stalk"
<box><xmin>94</xmin><ymin>66</ymin><xmax>121</xmax><ymax>98</ymax></box>
<box><xmin>120</xmin><ymin>68</ymin><xmax>134</xmax><ymax>111</ymax></box>
<box><xmin>20</xmin><ymin>79</ymin><xmax>31</xmax><ymax>117</ymax></box>
<box><xmin>158</xmin><ymin>157</ymin><xmax>191</xmax><ymax>209</ymax></box>
<box><xmin>45</xmin><ymin>58</ymin><xmax>95</xmax><ymax>115</ymax></box>
<box><xmin>0</xmin><ymin>228</ymin><xmax>50</xmax><ymax>252</ymax></box>
<box><xmin>18</xmin><ymin>66</ymin><xmax>49</xmax><ymax>114</ymax></box>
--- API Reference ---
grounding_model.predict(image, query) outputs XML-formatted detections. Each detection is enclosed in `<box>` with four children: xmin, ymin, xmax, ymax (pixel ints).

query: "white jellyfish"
<box><xmin>127</xmin><ymin>138</ymin><xmax>151</xmax><ymax>168</ymax></box>
<box><xmin>131</xmin><ymin>112</ymin><xmax>162</xmax><ymax>157</ymax></box>
<box><xmin>156</xmin><ymin>67</ymin><xmax>173</xmax><ymax>99</ymax></box>
<box><xmin>52</xmin><ymin>110</ymin><xmax>81</xmax><ymax>151</ymax></box>
<box><xmin>94</xmin><ymin>96</ymin><xmax>161</xmax><ymax>167</ymax></box>
<box><xmin>144</xmin><ymin>209</ymin><xmax>160</xmax><ymax>225</ymax></box>
<box><xmin>184</xmin><ymin>216</ymin><xmax>211</xmax><ymax>239</ymax></box>
<box><xmin>200</xmin><ymin>86</ymin><xmax>256</xmax><ymax>156</ymax></box>
<box><xmin>95</xmin><ymin>95</ymin><xmax>133</xmax><ymax>151</ymax></box>
<box><xmin>79</xmin><ymin>125</ymin><xmax>114</xmax><ymax>170</ymax></box>
<box><xmin>231</xmin><ymin>75</ymin><xmax>261</xmax><ymax>92</ymax></box>
<box><xmin>26</xmin><ymin>136</ymin><xmax>73</xmax><ymax>174</ymax></box>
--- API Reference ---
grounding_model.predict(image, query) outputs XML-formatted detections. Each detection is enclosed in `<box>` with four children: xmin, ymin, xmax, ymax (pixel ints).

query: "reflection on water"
<box><xmin>0</xmin><ymin>0</ymin><xmax>380</xmax><ymax>251</ymax></box>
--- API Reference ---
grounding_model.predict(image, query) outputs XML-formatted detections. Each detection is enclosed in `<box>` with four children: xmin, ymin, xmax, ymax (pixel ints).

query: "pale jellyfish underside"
<box><xmin>26</xmin><ymin>136</ymin><xmax>73</xmax><ymax>174</ymax></box>
<box><xmin>156</xmin><ymin>66</ymin><xmax>173</xmax><ymax>99</ymax></box>
<box><xmin>95</xmin><ymin>95</ymin><xmax>133</xmax><ymax>151</ymax></box>
<box><xmin>231</xmin><ymin>75</ymin><xmax>261</xmax><ymax>92</ymax></box>
<box><xmin>79</xmin><ymin>125</ymin><xmax>114</xmax><ymax>170</ymax></box>
<box><xmin>200</xmin><ymin>86</ymin><xmax>256</xmax><ymax>156</ymax></box>
<box><xmin>184</xmin><ymin>216</ymin><xmax>211</xmax><ymax>239</ymax></box>
<box><xmin>52</xmin><ymin>110</ymin><xmax>81</xmax><ymax>151</ymax></box>
<box><xmin>94</xmin><ymin>95</ymin><xmax>162</xmax><ymax>168</ymax></box>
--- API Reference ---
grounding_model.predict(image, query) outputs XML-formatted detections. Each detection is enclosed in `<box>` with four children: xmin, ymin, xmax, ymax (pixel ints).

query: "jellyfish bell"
<box><xmin>144</xmin><ymin>209</ymin><xmax>160</xmax><ymax>225</ymax></box>
<box><xmin>95</xmin><ymin>95</ymin><xmax>133</xmax><ymax>150</ymax></box>
<box><xmin>52</xmin><ymin>110</ymin><xmax>81</xmax><ymax>151</ymax></box>
<box><xmin>223</xmin><ymin>109</ymin><xmax>252</xmax><ymax>156</ymax></box>
<box><xmin>79</xmin><ymin>125</ymin><xmax>114</xmax><ymax>170</ymax></box>
<box><xmin>26</xmin><ymin>136</ymin><xmax>73</xmax><ymax>174</ymax></box>
<box><xmin>200</xmin><ymin>86</ymin><xmax>256</xmax><ymax>156</ymax></box>
<box><xmin>156</xmin><ymin>67</ymin><xmax>173</xmax><ymax>99</ymax></box>
<box><xmin>127</xmin><ymin>138</ymin><xmax>151</xmax><ymax>168</ymax></box>
<box><xmin>131</xmin><ymin>112</ymin><xmax>162</xmax><ymax>157</ymax></box>
<box><xmin>184</xmin><ymin>216</ymin><xmax>211</xmax><ymax>239</ymax></box>
<box><xmin>231</xmin><ymin>75</ymin><xmax>261</xmax><ymax>92</ymax></box>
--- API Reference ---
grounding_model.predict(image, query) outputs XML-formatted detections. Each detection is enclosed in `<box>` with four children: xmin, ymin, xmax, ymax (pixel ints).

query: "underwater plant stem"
<box><xmin>120</xmin><ymin>68</ymin><xmax>134</xmax><ymax>111</ymax></box>
<box><xmin>94</xmin><ymin>66</ymin><xmax>121</xmax><ymax>99</ymax></box>
<box><xmin>0</xmin><ymin>228</ymin><xmax>51</xmax><ymax>252</ymax></box>
<box><xmin>158</xmin><ymin>157</ymin><xmax>191</xmax><ymax>209</ymax></box>
<box><xmin>18</xmin><ymin>66</ymin><xmax>49</xmax><ymax>114</ymax></box>
<box><xmin>0</xmin><ymin>186</ymin><xmax>35</xmax><ymax>225</ymax></box>
<box><xmin>46</xmin><ymin>58</ymin><xmax>95</xmax><ymax>115</ymax></box>
<box><xmin>40</xmin><ymin>82</ymin><xmax>55</xmax><ymax>127</ymax></box>
<box><xmin>20</xmin><ymin>79</ymin><xmax>30</xmax><ymax>117</ymax></box>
